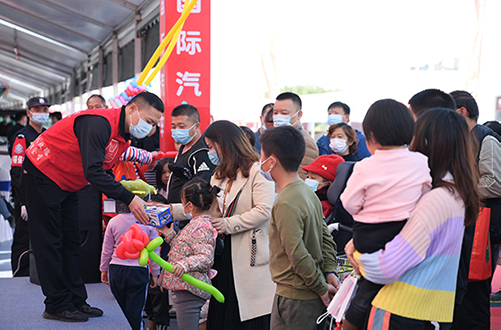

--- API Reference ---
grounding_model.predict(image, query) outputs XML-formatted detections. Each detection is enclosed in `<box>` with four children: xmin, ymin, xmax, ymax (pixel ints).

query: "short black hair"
<box><xmin>50</xmin><ymin>111</ymin><xmax>62</xmax><ymax>121</ymax></box>
<box><xmin>328</xmin><ymin>101</ymin><xmax>350</xmax><ymax>115</ymax></box>
<box><xmin>13</xmin><ymin>112</ymin><xmax>27</xmax><ymax>122</ymax></box>
<box><xmin>276</xmin><ymin>92</ymin><xmax>302</xmax><ymax>110</ymax></box>
<box><xmin>260</xmin><ymin>126</ymin><xmax>305</xmax><ymax>172</ymax></box>
<box><xmin>88</xmin><ymin>94</ymin><xmax>107</xmax><ymax>107</ymax></box>
<box><xmin>408</xmin><ymin>89</ymin><xmax>456</xmax><ymax>118</ymax></box>
<box><xmin>363</xmin><ymin>99</ymin><xmax>415</xmax><ymax>146</ymax></box>
<box><xmin>240</xmin><ymin>126</ymin><xmax>255</xmax><ymax>147</ymax></box>
<box><xmin>483</xmin><ymin>121</ymin><xmax>501</xmax><ymax>136</ymax></box>
<box><xmin>261</xmin><ymin>103</ymin><xmax>274</xmax><ymax>116</ymax></box>
<box><xmin>450</xmin><ymin>90</ymin><xmax>479</xmax><ymax>121</ymax></box>
<box><xmin>264</xmin><ymin>107</ymin><xmax>274</xmax><ymax>123</ymax></box>
<box><xmin>129</xmin><ymin>92</ymin><xmax>164</xmax><ymax>113</ymax></box>
<box><xmin>171</xmin><ymin>103</ymin><xmax>200</xmax><ymax>122</ymax></box>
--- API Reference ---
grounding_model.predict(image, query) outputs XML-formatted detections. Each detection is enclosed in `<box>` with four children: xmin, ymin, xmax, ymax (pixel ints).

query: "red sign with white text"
<box><xmin>159</xmin><ymin>0</ymin><xmax>210</xmax><ymax>151</ymax></box>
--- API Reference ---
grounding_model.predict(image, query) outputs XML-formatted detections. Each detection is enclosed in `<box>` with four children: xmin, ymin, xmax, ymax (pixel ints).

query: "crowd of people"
<box><xmin>3</xmin><ymin>87</ymin><xmax>501</xmax><ymax>330</ymax></box>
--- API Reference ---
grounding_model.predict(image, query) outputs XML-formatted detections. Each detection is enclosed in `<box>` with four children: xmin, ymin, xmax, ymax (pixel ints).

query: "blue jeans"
<box><xmin>0</xmin><ymin>198</ymin><xmax>12</xmax><ymax>219</ymax></box>
<box><xmin>173</xmin><ymin>290</ymin><xmax>206</xmax><ymax>330</ymax></box>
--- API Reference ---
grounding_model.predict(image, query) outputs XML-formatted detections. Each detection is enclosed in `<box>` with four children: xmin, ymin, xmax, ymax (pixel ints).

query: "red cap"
<box><xmin>302</xmin><ymin>155</ymin><xmax>345</xmax><ymax>182</ymax></box>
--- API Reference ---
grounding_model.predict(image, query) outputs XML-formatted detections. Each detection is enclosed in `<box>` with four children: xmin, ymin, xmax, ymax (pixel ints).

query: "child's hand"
<box><xmin>156</xmin><ymin>223</ymin><xmax>174</xmax><ymax>237</ymax></box>
<box><xmin>344</xmin><ymin>239</ymin><xmax>360</xmax><ymax>275</ymax></box>
<box><xmin>101</xmin><ymin>271</ymin><xmax>109</xmax><ymax>285</ymax></box>
<box><xmin>150</xmin><ymin>275</ymin><xmax>159</xmax><ymax>288</ymax></box>
<box><xmin>172</xmin><ymin>263</ymin><xmax>185</xmax><ymax>278</ymax></box>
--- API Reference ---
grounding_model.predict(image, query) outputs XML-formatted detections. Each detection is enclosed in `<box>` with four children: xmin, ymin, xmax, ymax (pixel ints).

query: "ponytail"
<box><xmin>182</xmin><ymin>177</ymin><xmax>221</xmax><ymax>211</ymax></box>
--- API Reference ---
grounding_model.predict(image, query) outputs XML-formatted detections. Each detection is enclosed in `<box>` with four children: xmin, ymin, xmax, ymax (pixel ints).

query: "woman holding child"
<box><xmin>345</xmin><ymin>108</ymin><xmax>480</xmax><ymax>329</ymax></box>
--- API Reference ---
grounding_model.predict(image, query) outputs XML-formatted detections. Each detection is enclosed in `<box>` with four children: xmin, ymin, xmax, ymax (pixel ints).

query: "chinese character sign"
<box><xmin>160</xmin><ymin>0</ymin><xmax>210</xmax><ymax>152</ymax></box>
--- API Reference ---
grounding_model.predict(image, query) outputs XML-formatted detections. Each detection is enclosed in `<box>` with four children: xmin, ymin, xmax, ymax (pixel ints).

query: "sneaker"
<box><xmin>42</xmin><ymin>309</ymin><xmax>89</xmax><ymax>322</ymax></box>
<box><xmin>491</xmin><ymin>291</ymin><xmax>501</xmax><ymax>302</ymax></box>
<box><xmin>77</xmin><ymin>303</ymin><xmax>104</xmax><ymax>317</ymax></box>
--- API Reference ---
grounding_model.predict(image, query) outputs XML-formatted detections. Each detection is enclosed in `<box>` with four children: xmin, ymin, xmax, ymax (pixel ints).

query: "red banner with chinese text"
<box><xmin>159</xmin><ymin>0</ymin><xmax>210</xmax><ymax>151</ymax></box>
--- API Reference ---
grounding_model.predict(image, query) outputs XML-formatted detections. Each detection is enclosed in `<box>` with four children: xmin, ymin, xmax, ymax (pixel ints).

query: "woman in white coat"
<box><xmin>202</xmin><ymin>120</ymin><xmax>275</xmax><ymax>329</ymax></box>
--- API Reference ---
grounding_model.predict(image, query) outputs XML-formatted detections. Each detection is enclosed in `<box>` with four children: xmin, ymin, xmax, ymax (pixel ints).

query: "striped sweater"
<box><xmin>354</xmin><ymin>186</ymin><xmax>465</xmax><ymax>322</ymax></box>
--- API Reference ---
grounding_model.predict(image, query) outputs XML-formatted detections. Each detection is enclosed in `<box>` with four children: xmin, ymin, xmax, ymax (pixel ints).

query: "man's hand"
<box><xmin>101</xmin><ymin>271</ymin><xmax>109</xmax><ymax>285</ymax></box>
<box><xmin>326</xmin><ymin>273</ymin><xmax>340</xmax><ymax>292</ymax></box>
<box><xmin>344</xmin><ymin>239</ymin><xmax>360</xmax><ymax>275</ymax></box>
<box><xmin>320</xmin><ymin>284</ymin><xmax>337</xmax><ymax>307</ymax></box>
<box><xmin>129</xmin><ymin>196</ymin><xmax>149</xmax><ymax>225</ymax></box>
<box><xmin>211</xmin><ymin>217</ymin><xmax>226</xmax><ymax>235</ymax></box>
<box><xmin>21</xmin><ymin>205</ymin><xmax>28</xmax><ymax>221</ymax></box>
<box><xmin>172</xmin><ymin>263</ymin><xmax>185</xmax><ymax>278</ymax></box>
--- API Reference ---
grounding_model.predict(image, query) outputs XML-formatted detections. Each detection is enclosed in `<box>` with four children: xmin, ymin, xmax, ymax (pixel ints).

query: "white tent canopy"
<box><xmin>0</xmin><ymin>0</ymin><xmax>160</xmax><ymax>110</ymax></box>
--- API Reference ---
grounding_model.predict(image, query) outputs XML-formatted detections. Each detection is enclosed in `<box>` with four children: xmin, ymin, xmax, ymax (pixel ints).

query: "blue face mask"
<box><xmin>172</xmin><ymin>123</ymin><xmax>196</xmax><ymax>145</ymax></box>
<box><xmin>261</xmin><ymin>124</ymin><xmax>267</xmax><ymax>131</ymax></box>
<box><xmin>327</xmin><ymin>114</ymin><xmax>343</xmax><ymax>126</ymax></box>
<box><xmin>259</xmin><ymin>156</ymin><xmax>274</xmax><ymax>182</ymax></box>
<box><xmin>304</xmin><ymin>178</ymin><xmax>320</xmax><ymax>192</ymax></box>
<box><xmin>182</xmin><ymin>203</ymin><xmax>193</xmax><ymax>220</ymax></box>
<box><xmin>208</xmin><ymin>149</ymin><xmax>222</xmax><ymax>165</ymax></box>
<box><xmin>273</xmin><ymin>112</ymin><xmax>299</xmax><ymax>127</ymax></box>
<box><xmin>130</xmin><ymin>111</ymin><xmax>153</xmax><ymax>139</ymax></box>
<box><xmin>30</xmin><ymin>111</ymin><xmax>49</xmax><ymax>126</ymax></box>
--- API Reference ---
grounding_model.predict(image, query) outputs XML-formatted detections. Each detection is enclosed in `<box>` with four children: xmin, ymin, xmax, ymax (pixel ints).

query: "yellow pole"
<box><xmin>137</xmin><ymin>0</ymin><xmax>198</xmax><ymax>85</ymax></box>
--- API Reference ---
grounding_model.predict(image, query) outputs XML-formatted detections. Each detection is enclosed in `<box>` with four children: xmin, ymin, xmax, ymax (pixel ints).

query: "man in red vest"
<box><xmin>23</xmin><ymin>92</ymin><xmax>164</xmax><ymax>323</ymax></box>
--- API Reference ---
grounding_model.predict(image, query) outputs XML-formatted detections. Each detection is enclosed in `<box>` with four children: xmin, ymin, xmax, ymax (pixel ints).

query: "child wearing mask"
<box><xmin>303</xmin><ymin>155</ymin><xmax>345</xmax><ymax>217</ymax></box>
<box><xmin>259</xmin><ymin>126</ymin><xmax>339</xmax><ymax>329</ymax></box>
<box><xmin>100</xmin><ymin>213</ymin><xmax>161</xmax><ymax>330</ymax></box>
<box><xmin>340</xmin><ymin>99</ymin><xmax>432</xmax><ymax>329</ymax></box>
<box><xmin>157</xmin><ymin>177</ymin><xmax>219</xmax><ymax>330</ymax></box>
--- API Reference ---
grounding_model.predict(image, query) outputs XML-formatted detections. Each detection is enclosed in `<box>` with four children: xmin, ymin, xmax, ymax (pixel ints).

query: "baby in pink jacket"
<box><xmin>340</xmin><ymin>99</ymin><xmax>432</xmax><ymax>328</ymax></box>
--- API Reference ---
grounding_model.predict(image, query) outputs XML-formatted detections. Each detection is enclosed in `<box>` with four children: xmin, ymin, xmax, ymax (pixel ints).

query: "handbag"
<box><xmin>215</xmin><ymin>165</ymin><xmax>259</xmax><ymax>260</ymax></box>
<box><xmin>469</xmin><ymin>207</ymin><xmax>492</xmax><ymax>281</ymax></box>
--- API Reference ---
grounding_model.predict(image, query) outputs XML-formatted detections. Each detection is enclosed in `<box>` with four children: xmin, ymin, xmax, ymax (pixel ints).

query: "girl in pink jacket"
<box><xmin>158</xmin><ymin>177</ymin><xmax>219</xmax><ymax>330</ymax></box>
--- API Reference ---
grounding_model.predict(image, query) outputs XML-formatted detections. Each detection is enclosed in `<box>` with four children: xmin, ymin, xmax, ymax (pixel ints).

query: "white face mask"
<box><xmin>273</xmin><ymin>111</ymin><xmax>299</xmax><ymax>127</ymax></box>
<box><xmin>259</xmin><ymin>156</ymin><xmax>274</xmax><ymax>182</ymax></box>
<box><xmin>330</xmin><ymin>138</ymin><xmax>349</xmax><ymax>154</ymax></box>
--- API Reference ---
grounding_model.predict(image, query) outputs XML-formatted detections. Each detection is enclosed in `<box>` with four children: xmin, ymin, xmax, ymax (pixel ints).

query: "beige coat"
<box><xmin>171</xmin><ymin>163</ymin><xmax>276</xmax><ymax>321</ymax></box>
<box><xmin>299</xmin><ymin>127</ymin><xmax>319</xmax><ymax>180</ymax></box>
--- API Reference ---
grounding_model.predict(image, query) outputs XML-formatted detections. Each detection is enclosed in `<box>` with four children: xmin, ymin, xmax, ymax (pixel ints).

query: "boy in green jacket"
<box><xmin>260</xmin><ymin>126</ymin><xmax>340</xmax><ymax>329</ymax></box>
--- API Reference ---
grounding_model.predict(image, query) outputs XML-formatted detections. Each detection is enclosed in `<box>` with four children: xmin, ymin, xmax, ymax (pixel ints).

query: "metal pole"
<box><xmin>98</xmin><ymin>47</ymin><xmax>104</xmax><ymax>94</ymax></box>
<box><xmin>135</xmin><ymin>12</ymin><xmax>142</xmax><ymax>80</ymax></box>
<box><xmin>112</xmin><ymin>32</ymin><xmax>119</xmax><ymax>96</ymax></box>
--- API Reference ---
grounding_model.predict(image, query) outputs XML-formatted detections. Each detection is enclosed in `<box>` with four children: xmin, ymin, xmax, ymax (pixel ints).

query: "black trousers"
<box><xmin>10</xmin><ymin>209</ymin><xmax>30</xmax><ymax>276</ymax></box>
<box><xmin>109</xmin><ymin>264</ymin><xmax>149</xmax><ymax>330</ymax></box>
<box><xmin>451</xmin><ymin>240</ymin><xmax>498</xmax><ymax>329</ymax></box>
<box><xmin>25</xmin><ymin>171</ymin><xmax>87</xmax><ymax>314</ymax></box>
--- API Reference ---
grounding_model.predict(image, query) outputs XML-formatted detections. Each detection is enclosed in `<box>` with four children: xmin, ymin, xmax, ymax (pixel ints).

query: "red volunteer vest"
<box><xmin>26</xmin><ymin>108</ymin><xmax>130</xmax><ymax>192</ymax></box>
